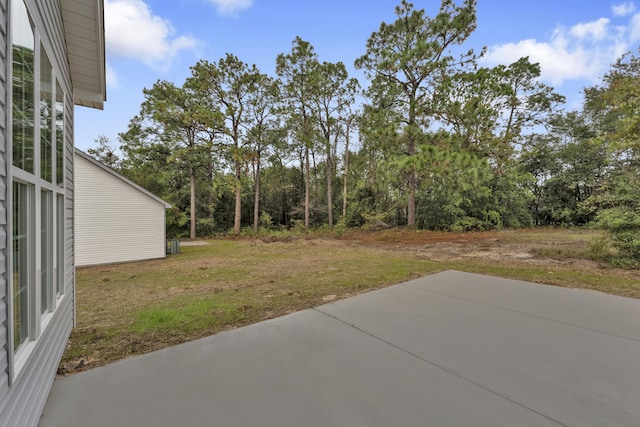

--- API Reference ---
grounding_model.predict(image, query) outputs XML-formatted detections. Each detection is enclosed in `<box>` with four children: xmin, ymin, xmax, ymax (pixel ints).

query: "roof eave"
<box><xmin>61</xmin><ymin>0</ymin><xmax>106</xmax><ymax>110</ymax></box>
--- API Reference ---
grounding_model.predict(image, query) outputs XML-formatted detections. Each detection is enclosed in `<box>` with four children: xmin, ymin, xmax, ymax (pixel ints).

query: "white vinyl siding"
<box><xmin>0</xmin><ymin>0</ymin><xmax>103</xmax><ymax>425</ymax></box>
<box><xmin>1</xmin><ymin>3</ymin><xmax>75</xmax><ymax>420</ymax></box>
<box><xmin>74</xmin><ymin>151</ymin><xmax>170</xmax><ymax>267</ymax></box>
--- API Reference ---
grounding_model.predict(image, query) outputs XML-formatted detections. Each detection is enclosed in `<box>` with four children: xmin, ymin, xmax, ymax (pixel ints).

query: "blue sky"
<box><xmin>75</xmin><ymin>0</ymin><xmax>640</xmax><ymax>151</ymax></box>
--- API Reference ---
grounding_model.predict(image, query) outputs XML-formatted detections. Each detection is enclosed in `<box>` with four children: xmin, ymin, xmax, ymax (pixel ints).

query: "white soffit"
<box><xmin>61</xmin><ymin>0</ymin><xmax>106</xmax><ymax>109</ymax></box>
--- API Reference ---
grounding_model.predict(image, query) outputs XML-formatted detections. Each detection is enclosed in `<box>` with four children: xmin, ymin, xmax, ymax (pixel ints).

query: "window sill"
<box><xmin>12</xmin><ymin>340</ymin><xmax>37</xmax><ymax>384</ymax></box>
<box><xmin>41</xmin><ymin>310</ymin><xmax>54</xmax><ymax>333</ymax></box>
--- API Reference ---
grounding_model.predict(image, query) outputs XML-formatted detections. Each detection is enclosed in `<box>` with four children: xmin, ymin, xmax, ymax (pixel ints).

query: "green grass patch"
<box><xmin>497</xmin><ymin>227</ymin><xmax>600</xmax><ymax>243</ymax></box>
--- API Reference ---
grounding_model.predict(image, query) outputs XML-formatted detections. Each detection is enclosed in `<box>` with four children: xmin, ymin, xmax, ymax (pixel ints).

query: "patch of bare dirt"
<box><xmin>337</xmin><ymin>228</ymin><xmax>609</xmax><ymax>274</ymax></box>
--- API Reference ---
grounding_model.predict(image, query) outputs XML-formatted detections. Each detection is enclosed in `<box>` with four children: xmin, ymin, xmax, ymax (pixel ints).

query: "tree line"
<box><xmin>88</xmin><ymin>0</ymin><xmax>640</xmax><ymax>267</ymax></box>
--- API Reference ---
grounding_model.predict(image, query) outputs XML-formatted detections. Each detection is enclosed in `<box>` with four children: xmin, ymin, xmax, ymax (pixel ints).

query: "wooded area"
<box><xmin>87</xmin><ymin>0</ymin><xmax>640</xmax><ymax>267</ymax></box>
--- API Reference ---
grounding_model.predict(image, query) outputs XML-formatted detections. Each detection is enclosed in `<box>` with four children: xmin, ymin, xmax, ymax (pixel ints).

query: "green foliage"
<box><xmin>519</xmin><ymin>113</ymin><xmax>608</xmax><ymax>227</ymax></box>
<box><xmin>166</xmin><ymin>207</ymin><xmax>190</xmax><ymax>239</ymax></box>
<box><xmin>450</xmin><ymin>216</ymin><xmax>488</xmax><ymax>232</ymax></box>
<box><xmin>598</xmin><ymin>202</ymin><xmax>640</xmax><ymax>268</ymax></box>
<box><xmin>86</xmin><ymin>135</ymin><xmax>121</xmax><ymax>169</ymax></box>
<box><xmin>259</xmin><ymin>212</ymin><xmax>275</xmax><ymax>230</ymax></box>
<box><xmin>587</xmin><ymin>234</ymin><xmax>617</xmax><ymax>262</ymax></box>
<box><xmin>356</xmin><ymin>0</ymin><xmax>480</xmax><ymax>226</ymax></box>
<box><xmin>344</xmin><ymin>186</ymin><xmax>386</xmax><ymax>227</ymax></box>
<box><xmin>411</xmin><ymin>144</ymin><xmax>527</xmax><ymax>230</ymax></box>
<box><xmin>288</xmin><ymin>218</ymin><xmax>308</xmax><ymax>235</ymax></box>
<box><xmin>438</xmin><ymin>57</ymin><xmax>565</xmax><ymax>160</ymax></box>
<box><xmin>190</xmin><ymin>54</ymin><xmax>266</xmax><ymax>235</ymax></box>
<box><xmin>119</xmin><ymin>77</ymin><xmax>222</xmax><ymax>238</ymax></box>
<box><xmin>582</xmin><ymin>48</ymin><xmax>640</xmax><ymax>268</ymax></box>
<box><xmin>196</xmin><ymin>218</ymin><xmax>217</xmax><ymax>238</ymax></box>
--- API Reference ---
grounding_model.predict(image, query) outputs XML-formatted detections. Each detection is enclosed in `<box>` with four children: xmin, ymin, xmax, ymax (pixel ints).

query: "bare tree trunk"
<box><xmin>407</xmin><ymin>102</ymin><xmax>417</xmax><ymax>228</ymax></box>
<box><xmin>312</xmin><ymin>150</ymin><xmax>319</xmax><ymax>203</ymax></box>
<box><xmin>406</xmin><ymin>133</ymin><xmax>416</xmax><ymax>228</ymax></box>
<box><xmin>234</xmin><ymin>161</ymin><xmax>242</xmax><ymax>235</ymax></box>
<box><xmin>342</xmin><ymin>125</ymin><xmax>350</xmax><ymax>220</ymax></box>
<box><xmin>190</xmin><ymin>167</ymin><xmax>197</xmax><ymax>238</ymax></box>
<box><xmin>253</xmin><ymin>155</ymin><xmax>261</xmax><ymax>232</ymax></box>
<box><xmin>326</xmin><ymin>152</ymin><xmax>333</xmax><ymax>229</ymax></box>
<box><xmin>305</xmin><ymin>145</ymin><xmax>310</xmax><ymax>232</ymax></box>
<box><xmin>282</xmin><ymin>186</ymin><xmax>288</xmax><ymax>226</ymax></box>
<box><xmin>408</xmin><ymin>169</ymin><xmax>416</xmax><ymax>228</ymax></box>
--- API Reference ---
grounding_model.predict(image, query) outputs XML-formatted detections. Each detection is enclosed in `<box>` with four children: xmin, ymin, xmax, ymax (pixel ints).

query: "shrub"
<box><xmin>259</xmin><ymin>212</ymin><xmax>275</xmax><ymax>230</ymax></box>
<box><xmin>597</xmin><ymin>207</ymin><xmax>640</xmax><ymax>268</ymax></box>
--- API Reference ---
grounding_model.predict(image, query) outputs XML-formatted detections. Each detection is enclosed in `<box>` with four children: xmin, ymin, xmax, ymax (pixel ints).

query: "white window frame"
<box><xmin>7</xmin><ymin>0</ymin><xmax>68</xmax><ymax>382</ymax></box>
<box><xmin>11</xmin><ymin>178</ymin><xmax>35</xmax><ymax>371</ymax></box>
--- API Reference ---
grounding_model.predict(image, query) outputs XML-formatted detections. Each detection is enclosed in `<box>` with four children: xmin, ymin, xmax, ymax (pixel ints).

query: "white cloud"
<box><xmin>483</xmin><ymin>13</ymin><xmax>631</xmax><ymax>87</ymax></box>
<box><xmin>106</xmin><ymin>63</ymin><xmax>119</xmax><ymax>89</ymax></box>
<box><xmin>105</xmin><ymin>0</ymin><xmax>199</xmax><ymax>70</ymax></box>
<box><xmin>613</xmin><ymin>2</ymin><xmax>636</xmax><ymax>17</ymax></box>
<box><xmin>630</xmin><ymin>12</ymin><xmax>640</xmax><ymax>41</ymax></box>
<box><xmin>206</xmin><ymin>0</ymin><xmax>253</xmax><ymax>16</ymax></box>
<box><xmin>570</xmin><ymin>18</ymin><xmax>610</xmax><ymax>40</ymax></box>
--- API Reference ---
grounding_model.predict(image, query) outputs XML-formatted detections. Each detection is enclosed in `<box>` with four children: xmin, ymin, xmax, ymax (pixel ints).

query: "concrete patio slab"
<box><xmin>38</xmin><ymin>271</ymin><xmax>640</xmax><ymax>427</ymax></box>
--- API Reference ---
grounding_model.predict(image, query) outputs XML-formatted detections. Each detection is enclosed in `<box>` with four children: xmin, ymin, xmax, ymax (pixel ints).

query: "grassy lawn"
<box><xmin>61</xmin><ymin>229</ymin><xmax>640</xmax><ymax>374</ymax></box>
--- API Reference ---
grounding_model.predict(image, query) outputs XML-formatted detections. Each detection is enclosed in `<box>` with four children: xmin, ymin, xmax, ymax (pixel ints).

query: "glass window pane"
<box><xmin>41</xmin><ymin>190</ymin><xmax>53</xmax><ymax>314</ymax></box>
<box><xmin>56</xmin><ymin>194</ymin><xmax>64</xmax><ymax>296</ymax></box>
<box><xmin>40</xmin><ymin>45</ymin><xmax>53</xmax><ymax>182</ymax></box>
<box><xmin>13</xmin><ymin>182</ymin><xmax>32</xmax><ymax>352</ymax></box>
<box><xmin>12</xmin><ymin>0</ymin><xmax>35</xmax><ymax>173</ymax></box>
<box><xmin>55</xmin><ymin>80</ymin><xmax>64</xmax><ymax>187</ymax></box>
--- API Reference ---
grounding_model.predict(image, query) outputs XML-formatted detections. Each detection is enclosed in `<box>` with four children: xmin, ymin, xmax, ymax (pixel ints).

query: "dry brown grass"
<box><xmin>60</xmin><ymin>229</ymin><xmax>640</xmax><ymax>376</ymax></box>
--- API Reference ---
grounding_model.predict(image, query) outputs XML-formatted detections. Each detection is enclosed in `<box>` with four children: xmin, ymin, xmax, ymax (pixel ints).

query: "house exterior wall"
<box><xmin>74</xmin><ymin>152</ymin><xmax>169</xmax><ymax>267</ymax></box>
<box><xmin>0</xmin><ymin>0</ymin><xmax>9</xmax><ymax>407</ymax></box>
<box><xmin>0</xmin><ymin>1</ymin><xmax>87</xmax><ymax>426</ymax></box>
